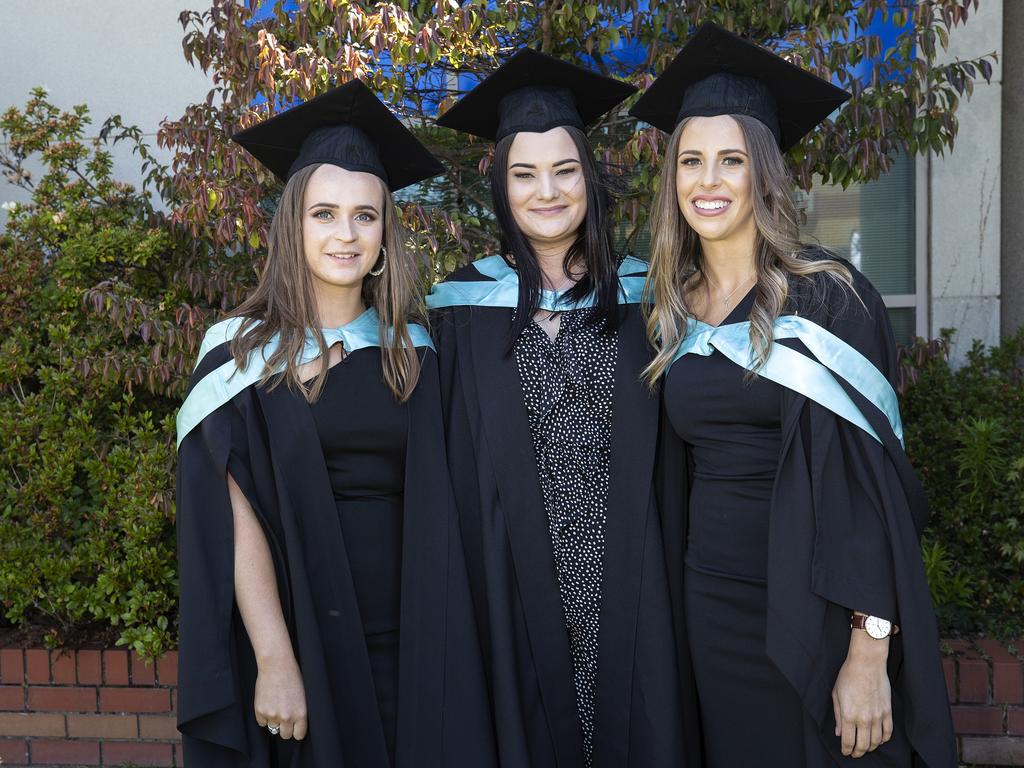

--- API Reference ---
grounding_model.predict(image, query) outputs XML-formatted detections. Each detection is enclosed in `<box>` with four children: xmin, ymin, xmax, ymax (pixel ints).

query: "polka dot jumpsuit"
<box><xmin>514</xmin><ymin>307</ymin><xmax>617</xmax><ymax>766</ymax></box>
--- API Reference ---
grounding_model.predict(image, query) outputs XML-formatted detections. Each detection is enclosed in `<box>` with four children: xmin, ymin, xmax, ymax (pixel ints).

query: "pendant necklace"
<box><xmin>704</xmin><ymin>271</ymin><xmax>755</xmax><ymax>307</ymax></box>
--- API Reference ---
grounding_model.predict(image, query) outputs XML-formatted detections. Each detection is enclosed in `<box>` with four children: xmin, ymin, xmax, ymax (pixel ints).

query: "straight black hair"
<box><xmin>490</xmin><ymin>124</ymin><xmax>621</xmax><ymax>349</ymax></box>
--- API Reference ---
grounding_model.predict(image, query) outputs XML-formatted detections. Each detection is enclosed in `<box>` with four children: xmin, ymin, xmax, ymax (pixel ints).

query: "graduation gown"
<box><xmin>658</xmin><ymin>257</ymin><xmax>957</xmax><ymax>767</ymax></box>
<box><xmin>175</xmin><ymin>329</ymin><xmax>496</xmax><ymax>767</ymax></box>
<box><xmin>430</xmin><ymin>257</ymin><xmax>701</xmax><ymax>768</ymax></box>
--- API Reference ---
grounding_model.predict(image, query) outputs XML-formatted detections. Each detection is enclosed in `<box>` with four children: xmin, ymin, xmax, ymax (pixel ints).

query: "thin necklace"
<box><xmin>704</xmin><ymin>271</ymin><xmax>755</xmax><ymax>307</ymax></box>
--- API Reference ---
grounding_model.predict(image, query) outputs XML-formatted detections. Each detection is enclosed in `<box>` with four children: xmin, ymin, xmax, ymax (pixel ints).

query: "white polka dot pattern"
<box><xmin>514</xmin><ymin>308</ymin><xmax>617</xmax><ymax>766</ymax></box>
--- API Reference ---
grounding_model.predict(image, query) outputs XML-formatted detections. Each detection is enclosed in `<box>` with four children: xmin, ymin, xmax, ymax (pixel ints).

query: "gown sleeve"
<box><xmin>794</xmin><ymin>268</ymin><xmax>905</xmax><ymax>622</ymax></box>
<box><xmin>175</xmin><ymin>347</ymin><xmax>289</xmax><ymax>765</ymax></box>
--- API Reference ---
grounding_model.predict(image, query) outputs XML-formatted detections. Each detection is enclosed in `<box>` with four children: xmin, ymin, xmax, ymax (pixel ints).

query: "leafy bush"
<box><xmin>0</xmin><ymin>91</ymin><xmax>185</xmax><ymax>658</ymax></box>
<box><xmin>900</xmin><ymin>329</ymin><xmax>1024</xmax><ymax>638</ymax></box>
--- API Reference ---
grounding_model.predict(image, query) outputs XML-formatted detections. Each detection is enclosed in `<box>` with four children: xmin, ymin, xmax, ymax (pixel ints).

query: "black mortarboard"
<box><xmin>231</xmin><ymin>79</ymin><xmax>444</xmax><ymax>190</ymax></box>
<box><xmin>629</xmin><ymin>23</ymin><xmax>850</xmax><ymax>150</ymax></box>
<box><xmin>436</xmin><ymin>48</ymin><xmax>637</xmax><ymax>141</ymax></box>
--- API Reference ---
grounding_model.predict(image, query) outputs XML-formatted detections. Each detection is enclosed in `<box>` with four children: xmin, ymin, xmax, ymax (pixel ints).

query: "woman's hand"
<box><xmin>831</xmin><ymin>631</ymin><xmax>892</xmax><ymax>758</ymax></box>
<box><xmin>254</xmin><ymin>653</ymin><xmax>308</xmax><ymax>740</ymax></box>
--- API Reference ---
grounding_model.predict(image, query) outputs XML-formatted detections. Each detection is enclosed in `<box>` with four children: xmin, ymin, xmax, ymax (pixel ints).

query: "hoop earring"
<box><xmin>369</xmin><ymin>246</ymin><xmax>387</xmax><ymax>277</ymax></box>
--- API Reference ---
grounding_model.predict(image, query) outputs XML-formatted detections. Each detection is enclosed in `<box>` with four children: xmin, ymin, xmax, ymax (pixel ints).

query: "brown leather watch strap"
<box><xmin>850</xmin><ymin>613</ymin><xmax>900</xmax><ymax>635</ymax></box>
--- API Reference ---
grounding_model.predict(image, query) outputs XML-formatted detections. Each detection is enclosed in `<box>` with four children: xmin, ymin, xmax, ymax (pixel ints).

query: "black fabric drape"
<box><xmin>176</xmin><ymin>345</ymin><xmax>496</xmax><ymax>767</ymax></box>
<box><xmin>658</xmin><ymin>262</ymin><xmax>956</xmax><ymax>767</ymax></box>
<box><xmin>432</xmin><ymin>260</ymin><xmax>701</xmax><ymax>768</ymax></box>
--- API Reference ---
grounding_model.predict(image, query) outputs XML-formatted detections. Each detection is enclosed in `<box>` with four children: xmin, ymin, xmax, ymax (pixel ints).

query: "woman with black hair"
<box><xmin>428</xmin><ymin>50</ymin><xmax>698</xmax><ymax>768</ymax></box>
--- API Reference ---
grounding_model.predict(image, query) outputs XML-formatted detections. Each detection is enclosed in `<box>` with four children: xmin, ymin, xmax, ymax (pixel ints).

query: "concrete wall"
<box><xmin>0</xmin><ymin>0</ymin><xmax>212</xmax><ymax>227</ymax></box>
<box><xmin>926</xmin><ymin>0</ymin><xmax>1004</xmax><ymax>362</ymax></box>
<box><xmin>1002</xmin><ymin>0</ymin><xmax>1023</xmax><ymax>338</ymax></box>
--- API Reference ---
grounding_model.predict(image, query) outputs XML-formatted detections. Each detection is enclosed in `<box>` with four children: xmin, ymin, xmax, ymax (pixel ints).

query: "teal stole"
<box><xmin>175</xmin><ymin>307</ymin><xmax>434</xmax><ymax>449</ymax></box>
<box><xmin>425</xmin><ymin>254</ymin><xmax>648</xmax><ymax>310</ymax></box>
<box><xmin>671</xmin><ymin>315</ymin><xmax>904</xmax><ymax>446</ymax></box>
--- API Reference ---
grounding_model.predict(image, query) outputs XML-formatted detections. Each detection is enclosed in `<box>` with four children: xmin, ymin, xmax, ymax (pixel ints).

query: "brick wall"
<box><xmin>0</xmin><ymin>640</ymin><xmax>1022</xmax><ymax>767</ymax></box>
<box><xmin>0</xmin><ymin>648</ymin><xmax>180</xmax><ymax>767</ymax></box>
<box><xmin>945</xmin><ymin>639</ymin><xmax>1024</xmax><ymax>766</ymax></box>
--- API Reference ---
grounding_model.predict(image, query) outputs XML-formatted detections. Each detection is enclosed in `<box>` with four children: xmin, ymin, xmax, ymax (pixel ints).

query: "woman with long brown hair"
<box><xmin>632</xmin><ymin>24</ymin><xmax>956</xmax><ymax>768</ymax></box>
<box><xmin>174</xmin><ymin>81</ymin><xmax>494</xmax><ymax>768</ymax></box>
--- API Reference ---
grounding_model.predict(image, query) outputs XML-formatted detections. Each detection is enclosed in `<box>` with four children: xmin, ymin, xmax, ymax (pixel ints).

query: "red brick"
<box><xmin>77</xmin><ymin>649</ymin><xmax>101</xmax><ymax>685</ymax></box>
<box><xmin>132</xmin><ymin>650</ymin><xmax>157</xmax><ymax>685</ymax></box>
<box><xmin>50</xmin><ymin>650</ymin><xmax>76</xmax><ymax>684</ymax></box>
<box><xmin>942</xmin><ymin>658</ymin><xmax>955</xmax><ymax>702</ymax></box>
<box><xmin>951</xmin><ymin>705</ymin><xmax>1005</xmax><ymax>735</ymax></box>
<box><xmin>960</xmin><ymin>736</ymin><xmax>1024</xmax><ymax>764</ymax></box>
<box><xmin>0</xmin><ymin>739</ymin><xmax>29</xmax><ymax>765</ymax></box>
<box><xmin>104</xmin><ymin>650</ymin><xmax>129</xmax><ymax>685</ymax></box>
<box><xmin>0</xmin><ymin>712</ymin><xmax>65</xmax><ymax>737</ymax></box>
<box><xmin>1009</xmin><ymin>707</ymin><xmax>1024</xmax><ymax>735</ymax></box>
<box><xmin>28</xmin><ymin>686</ymin><xmax>96</xmax><ymax>712</ymax></box>
<box><xmin>103</xmin><ymin>741</ymin><xmax>175</xmax><ymax>767</ymax></box>
<box><xmin>0</xmin><ymin>685</ymin><xmax>24</xmax><ymax>710</ymax></box>
<box><xmin>175</xmin><ymin>741</ymin><xmax>186</xmax><ymax>767</ymax></box>
<box><xmin>945</xmin><ymin>639</ymin><xmax>974</xmax><ymax>654</ymax></box>
<box><xmin>67</xmin><ymin>713</ymin><xmax>138</xmax><ymax>738</ymax></box>
<box><xmin>0</xmin><ymin>649</ymin><xmax>23</xmax><ymax>684</ymax></box>
<box><xmin>100</xmin><ymin>687</ymin><xmax>171</xmax><ymax>713</ymax></box>
<box><xmin>139</xmin><ymin>713</ymin><xmax>179</xmax><ymax>740</ymax></box>
<box><xmin>157</xmin><ymin>651</ymin><xmax>178</xmax><ymax>686</ymax></box>
<box><xmin>957</xmin><ymin>657</ymin><xmax>990</xmax><ymax>703</ymax></box>
<box><xmin>25</xmin><ymin>649</ymin><xmax>49</xmax><ymax>683</ymax></box>
<box><xmin>976</xmin><ymin>639</ymin><xmax>1024</xmax><ymax>705</ymax></box>
<box><xmin>31</xmin><ymin>738</ymin><xmax>100</xmax><ymax>765</ymax></box>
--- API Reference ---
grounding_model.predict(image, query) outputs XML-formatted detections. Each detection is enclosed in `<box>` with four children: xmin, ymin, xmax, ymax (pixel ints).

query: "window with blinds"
<box><xmin>798</xmin><ymin>153</ymin><xmax>918</xmax><ymax>343</ymax></box>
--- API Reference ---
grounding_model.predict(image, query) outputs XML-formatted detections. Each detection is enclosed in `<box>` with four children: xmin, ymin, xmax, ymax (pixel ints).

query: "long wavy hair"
<box><xmin>228</xmin><ymin>163</ymin><xmax>422</xmax><ymax>403</ymax></box>
<box><xmin>491</xmin><ymin>124</ymin><xmax>622</xmax><ymax>347</ymax></box>
<box><xmin>643</xmin><ymin>114</ymin><xmax>855</xmax><ymax>385</ymax></box>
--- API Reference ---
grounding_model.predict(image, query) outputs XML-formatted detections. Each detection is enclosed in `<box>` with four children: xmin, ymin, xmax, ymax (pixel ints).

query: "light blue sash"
<box><xmin>176</xmin><ymin>307</ymin><xmax>434</xmax><ymax>449</ymax></box>
<box><xmin>426</xmin><ymin>255</ymin><xmax>648</xmax><ymax>310</ymax></box>
<box><xmin>671</xmin><ymin>315</ymin><xmax>904</xmax><ymax>446</ymax></box>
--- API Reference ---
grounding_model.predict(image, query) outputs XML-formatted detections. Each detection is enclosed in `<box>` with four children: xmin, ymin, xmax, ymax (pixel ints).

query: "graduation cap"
<box><xmin>436</xmin><ymin>48</ymin><xmax>637</xmax><ymax>141</ymax></box>
<box><xmin>629</xmin><ymin>23</ymin><xmax>850</xmax><ymax>150</ymax></box>
<box><xmin>231</xmin><ymin>79</ymin><xmax>444</xmax><ymax>190</ymax></box>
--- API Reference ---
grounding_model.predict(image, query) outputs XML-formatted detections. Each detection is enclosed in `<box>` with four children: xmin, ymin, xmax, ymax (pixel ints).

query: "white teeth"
<box><xmin>694</xmin><ymin>199</ymin><xmax>729</xmax><ymax>210</ymax></box>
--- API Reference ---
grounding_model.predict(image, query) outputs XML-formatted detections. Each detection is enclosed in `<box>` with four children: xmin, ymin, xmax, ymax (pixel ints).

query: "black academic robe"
<box><xmin>658</xmin><ymin>259</ymin><xmax>957</xmax><ymax>767</ymax></box>
<box><xmin>431</xmin><ymin>260</ymin><xmax>701</xmax><ymax>768</ymax></box>
<box><xmin>175</xmin><ymin>343</ymin><xmax>496</xmax><ymax>767</ymax></box>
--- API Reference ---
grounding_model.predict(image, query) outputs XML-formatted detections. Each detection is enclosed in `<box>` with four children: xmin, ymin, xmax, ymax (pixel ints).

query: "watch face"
<box><xmin>865</xmin><ymin>615</ymin><xmax>892</xmax><ymax>640</ymax></box>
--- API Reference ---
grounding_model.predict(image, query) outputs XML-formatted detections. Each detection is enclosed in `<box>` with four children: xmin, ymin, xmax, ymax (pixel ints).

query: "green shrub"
<box><xmin>0</xmin><ymin>91</ymin><xmax>188</xmax><ymax>658</ymax></box>
<box><xmin>900</xmin><ymin>329</ymin><xmax>1024</xmax><ymax>638</ymax></box>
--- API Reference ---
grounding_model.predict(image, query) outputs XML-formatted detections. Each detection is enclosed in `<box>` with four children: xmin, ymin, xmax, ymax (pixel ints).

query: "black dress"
<box><xmin>309</xmin><ymin>350</ymin><xmax>407</xmax><ymax>764</ymax></box>
<box><xmin>656</xmin><ymin>258</ymin><xmax>957</xmax><ymax>767</ymax></box>
<box><xmin>665</xmin><ymin>290</ymin><xmax>813</xmax><ymax>765</ymax></box>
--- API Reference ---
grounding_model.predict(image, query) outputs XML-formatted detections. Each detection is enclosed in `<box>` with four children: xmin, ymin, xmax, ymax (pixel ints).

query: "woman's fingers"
<box><xmin>869</xmin><ymin>718</ymin><xmax>884</xmax><ymax>752</ymax></box>
<box><xmin>832</xmin><ymin>691</ymin><xmax>842</xmax><ymax>737</ymax></box>
<box><xmin>852</xmin><ymin>718</ymin><xmax>872</xmax><ymax>757</ymax></box>
<box><xmin>293</xmin><ymin>715</ymin><xmax>309</xmax><ymax>741</ymax></box>
<box><xmin>279</xmin><ymin>719</ymin><xmax>295</xmax><ymax>740</ymax></box>
<box><xmin>841</xmin><ymin>714</ymin><xmax>857</xmax><ymax>756</ymax></box>
<box><xmin>882</xmin><ymin>711</ymin><xmax>894</xmax><ymax>743</ymax></box>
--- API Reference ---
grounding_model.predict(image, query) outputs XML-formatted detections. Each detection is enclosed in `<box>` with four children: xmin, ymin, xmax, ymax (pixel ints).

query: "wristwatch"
<box><xmin>850</xmin><ymin>612</ymin><xmax>897</xmax><ymax>639</ymax></box>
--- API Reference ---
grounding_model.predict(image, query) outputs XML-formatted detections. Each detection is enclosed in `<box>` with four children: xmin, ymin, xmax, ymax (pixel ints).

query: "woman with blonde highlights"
<box><xmin>631</xmin><ymin>24</ymin><xmax>956</xmax><ymax>768</ymax></box>
<box><xmin>174</xmin><ymin>81</ymin><xmax>495</xmax><ymax>768</ymax></box>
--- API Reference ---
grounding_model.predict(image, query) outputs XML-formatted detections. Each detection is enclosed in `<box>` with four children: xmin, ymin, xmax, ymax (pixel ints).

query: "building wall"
<box><xmin>926</xmin><ymin>0</ymin><xmax>1004</xmax><ymax>362</ymax></box>
<box><xmin>1002</xmin><ymin>0</ymin><xmax>1024</xmax><ymax>338</ymax></box>
<box><xmin>0</xmin><ymin>0</ymin><xmax>212</xmax><ymax>227</ymax></box>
